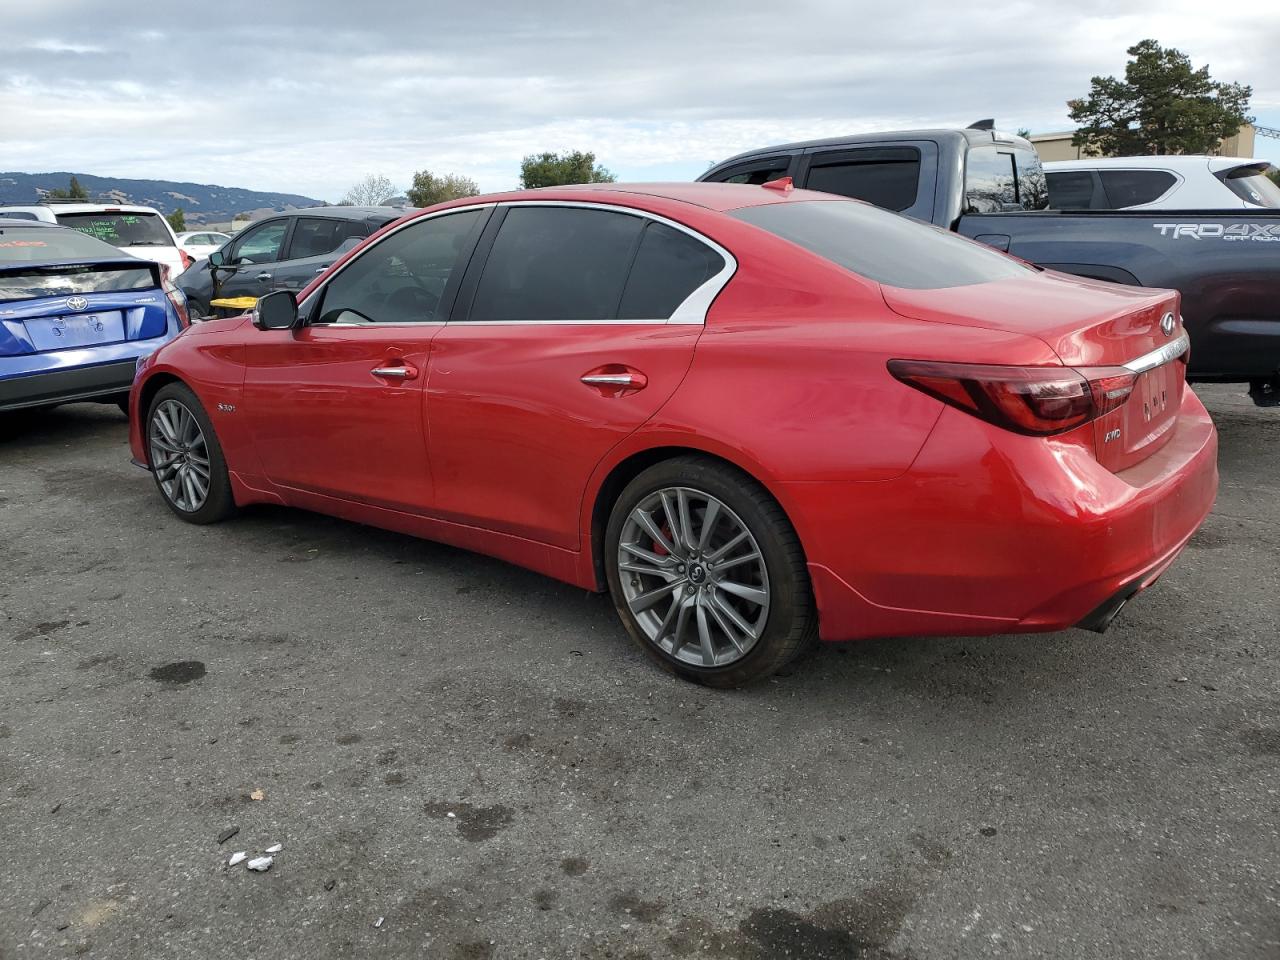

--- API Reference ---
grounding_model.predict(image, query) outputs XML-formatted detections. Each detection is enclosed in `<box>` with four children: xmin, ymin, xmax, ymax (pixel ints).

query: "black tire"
<box><xmin>605</xmin><ymin>456</ymin><xmax>816</xmax><ymax>688</ymax></box>
<box><xmin>145</xmin><ymin>381</ymin><xmax>236</xmax><ymax>524</ymax></box>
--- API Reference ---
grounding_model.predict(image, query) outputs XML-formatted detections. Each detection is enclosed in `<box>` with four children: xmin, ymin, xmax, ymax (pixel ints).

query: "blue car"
<box><xmin>0</xmin><ymin>220</ymin><xmax>188</xmax><ymax>413</ymax></box>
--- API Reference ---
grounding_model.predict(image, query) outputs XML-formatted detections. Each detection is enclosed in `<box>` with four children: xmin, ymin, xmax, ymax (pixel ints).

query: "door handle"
<box><xmin>314</xmin><ymin>267</ymin><xmax>327</xmax><ymax>274</ymax></box>
<box><xmin>580</xmin><ymin>368</ymin><xmax>648</xmax><ymax>392</ymax></box>
<box><xmin>371</xmin><ymin>364</ymin><xmax>419</xmax><ymax>380</ymax></box>
<box><xmin>256</xmin><ymin>272</ymin><xmax>273</xmax><ymax>281</ymax></box>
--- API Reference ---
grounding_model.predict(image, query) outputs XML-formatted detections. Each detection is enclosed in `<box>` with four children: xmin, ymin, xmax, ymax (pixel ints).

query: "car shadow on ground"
<box><xmin>0</xmin><ymin>402</ymin><xmax>128</xmax><ymax>450</ymax></box>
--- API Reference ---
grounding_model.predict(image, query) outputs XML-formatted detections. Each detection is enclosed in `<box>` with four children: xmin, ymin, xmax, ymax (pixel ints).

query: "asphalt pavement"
<box><xmin>0</xmin><ymin>384</ymin><xmax>1276</xmax><ymax>959</ymax></box>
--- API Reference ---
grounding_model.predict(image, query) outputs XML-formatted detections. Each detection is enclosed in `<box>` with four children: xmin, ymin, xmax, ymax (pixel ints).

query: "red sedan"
<box><xmin>129</xmin><ymin>182</ymin><xmax>1218</xmax><ymax>686</ymax></box>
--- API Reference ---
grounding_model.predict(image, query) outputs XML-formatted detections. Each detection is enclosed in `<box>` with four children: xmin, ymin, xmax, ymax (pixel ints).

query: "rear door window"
<box><xmin>1047</xmin><ymin>171</ymin><xmax>1097</xmax><ymax>210</ymax></box>
<box><xmin>55</xmin><ymin>211</ymin><xmax>172</xmax><ymax>248</ymax></box>
<box><xmin>286</xmin><ymin>218</ymin><xmax>366</xmax><ymax>260</ymax></box>
<box><xmin>804</xmin><ymin>147</ymin><xmax>921</xmax><ymax>212</ymax></box>
<box><xmin>468</xmin><ymin>206</ymin><xmax>644</xmax><ymax>322</ymax></box>
<box><xmin>617</xmin><ymin>222</ymin><xmax>724</xmax><ymax>319</ymax></box>
<box><xmin>1098</xmin><ymin>170</ymin><xmax>1177</xmax><ymax>207</ymax></box>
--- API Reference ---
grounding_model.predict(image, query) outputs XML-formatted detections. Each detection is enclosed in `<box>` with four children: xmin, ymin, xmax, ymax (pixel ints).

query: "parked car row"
<box><xmin>177</xmin><ymin>206</ymin><xmax>412</xmax><ymax>319</ymax></box>
<box><xmin>7</xmin><ymin>122</ymin><xmax>1271</xmax><ymax>686</ymax></box>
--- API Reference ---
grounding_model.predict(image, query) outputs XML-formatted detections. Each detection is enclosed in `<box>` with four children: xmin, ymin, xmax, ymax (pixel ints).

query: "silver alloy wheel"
<box><xmin>617</xmin><ymin>486</ymin><xmax>770</xmax><ymax>667</ymax></box>
<box><xmin>148</xmin><ymin>399</ymin><xmax>211</xmax><ymax>512</ymax></box>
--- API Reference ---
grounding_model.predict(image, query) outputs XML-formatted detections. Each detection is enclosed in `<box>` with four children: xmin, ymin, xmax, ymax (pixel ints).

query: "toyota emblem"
<box><xmin>67</xmin><ymin>296</ymin><xmax>89</xmax><ymax>311</ymax></box>
<box><xmin>1160</xmin><ymin>312</ymin><xmax>1176</xmax><ymax>337</ymax></box>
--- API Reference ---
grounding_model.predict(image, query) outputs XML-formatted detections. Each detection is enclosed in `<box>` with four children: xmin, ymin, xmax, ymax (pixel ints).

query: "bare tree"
<box><xmin>340</xmin><ymin>174</ymin><xmax>398</xmax><ymax>206</ymax></box>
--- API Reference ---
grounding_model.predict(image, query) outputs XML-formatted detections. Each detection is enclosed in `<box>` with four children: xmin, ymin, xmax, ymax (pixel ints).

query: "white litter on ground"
<box><xmin>228</xmin><ymin>852</ymin><xmax>247</xmax><ymax>867</ymax></box>
<box><xmin>265</xmin><ymin>843</ymin><xmax>283</xmax><ymax>853</ymax></box>
<box><xmin>246</xmin><ymin>856</ymin><xmax>274</xmax><ymax>872</ymax></box>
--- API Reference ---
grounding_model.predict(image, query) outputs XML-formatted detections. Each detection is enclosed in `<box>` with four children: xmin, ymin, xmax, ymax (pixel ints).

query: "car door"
<box><xmin>270</xmin><ymin>217</ymin><xmax>372</xmax><ymax>292</ymax></box>
<box><xmin>212</xmin><ymin>217</ymin><xmax>293</xmax><ymax>300</ymax></box>
<box><xmin>426</xmin><ymin>202</ymin><xmax>732</xmax><ymax>550</ymax></box>
<box><xmin>240</xmin><ymin>207</ymin><xmax>489</xmax><ymax>511</ymax></box>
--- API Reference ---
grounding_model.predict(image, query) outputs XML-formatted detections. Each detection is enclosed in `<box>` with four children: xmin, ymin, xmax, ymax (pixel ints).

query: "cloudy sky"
<box><xmin>5</xmin><ymin>0</ymin><xmax>1279</xmax><ymax>202</ymax></box>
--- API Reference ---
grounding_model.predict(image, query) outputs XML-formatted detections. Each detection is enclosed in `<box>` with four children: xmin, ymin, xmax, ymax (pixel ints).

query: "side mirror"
<box><xmin>208</xmin><ymin>249</ymin><xmax>225</xmax><ymax>267</ymax></box>
<box><xmin>253</xmin><ymin>290</ymin><xmax>299</xmax><ymax>330</ymax></box>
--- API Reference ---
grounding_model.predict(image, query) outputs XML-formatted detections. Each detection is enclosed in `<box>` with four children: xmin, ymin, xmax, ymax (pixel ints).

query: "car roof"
<box><xmin>292</xmin><ymin>205</ymin><xmax>416</xmax><ymax>221</ymax></box>
<box><xmin>0</xmin><ymin>218</ymin><xmax>61</xmax><ymax>227</ymax></box>
<box><xmin>443</xmin><ymin>182</ymin><xmax>837</xmax><ymax>213</ymax></box>
<box><xmin>706</xmin><ymin>127</ymin><xmax>1030</xmax><ymax>171</ymax></box>
<box><xmin>30</xmin><ymin>202</ymin><xmax>165</xmax><ymax>214</ymax></box>
<box><xmin>1046</xmin><ymin>156</ymin><xmax>1271</xmax><ymax>173</ymax></box>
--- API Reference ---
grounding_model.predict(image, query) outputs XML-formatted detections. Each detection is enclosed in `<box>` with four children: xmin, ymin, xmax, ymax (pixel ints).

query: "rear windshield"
<box><xmin>729</xmin><ymin>200</ymin><xmax>1032</xmax><ymax>289</ymax></box>
<box><xmin>55</xmin><ymin>211</ymin><xmax>174</xmax><ymax>248</ymax></box>
<box><xmin>1220</xmin><ymin>166</ymin><xmax>1280</xmax><ymax>208</ymax></box>
<box><xmin>0</xmin><ymin>225</ymin><xmax>128</xmax><ymax>263</ymax></box>
<box><xmin>0</xmin><ymin>264</ymin><xmax>156</xmax><ymax>302</ymax></box>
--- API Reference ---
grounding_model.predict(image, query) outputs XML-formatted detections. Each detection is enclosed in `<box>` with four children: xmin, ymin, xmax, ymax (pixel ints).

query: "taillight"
<box><xmin>180</xmin><ymin>250</ymin><xmax>193</xmax><ymax>270</ymax></box>
<box><xmin>162</xmin><ymin>273</ymin><xmax>191</xmax><ymax>328</ymax></box>
<box><xmin>888</xmin><ymin>359</ymin><xmax>1136</xmax><ymax>436</ymax></box>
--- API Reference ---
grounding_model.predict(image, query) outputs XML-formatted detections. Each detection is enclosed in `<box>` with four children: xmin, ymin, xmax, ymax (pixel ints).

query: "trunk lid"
<box><xmin>881</xmin><ymin>270</ymin><xmax>1188</xmax><ymax>471</ymax></box>
<box><xmin>0</xmin><ymin>260</ymin><xmax>168</xmax><ymax>356</ymax></box>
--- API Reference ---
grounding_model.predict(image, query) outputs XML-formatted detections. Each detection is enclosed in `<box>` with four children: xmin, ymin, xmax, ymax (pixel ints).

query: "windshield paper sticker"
<box><xmin>1155</xmin><ymin>223</ymin><xmax>1280</xmax><ymax>241</ymax></box>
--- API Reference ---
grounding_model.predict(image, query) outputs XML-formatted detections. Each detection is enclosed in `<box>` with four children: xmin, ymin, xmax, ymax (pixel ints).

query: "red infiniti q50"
<box><xmin>129</xmin><ymin>183</ymin><xmax>1217</xmax><ymax>686</ymax></box>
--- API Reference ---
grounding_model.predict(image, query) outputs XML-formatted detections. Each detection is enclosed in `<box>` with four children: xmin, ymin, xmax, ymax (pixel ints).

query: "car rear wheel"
<box><xmin>605</xmin><ymin>456</ymin><xmax>816</xmax><ymax>687</ymax></box>
<box><xmin>146</xmin><ymin>382</ymin><xmax>235</xmax><ymax>524</ymax></box>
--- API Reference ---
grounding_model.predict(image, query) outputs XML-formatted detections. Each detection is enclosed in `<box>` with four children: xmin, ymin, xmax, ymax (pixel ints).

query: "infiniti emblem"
<box><xmin>1160</xmin><ymin>312</ymin><xmax>1176</xmax><ymax>337</ymax></box>
<box><xmin>67</xmin><ymin>296</ymin><xmax>88</xmax><ymax>311</ymax></box>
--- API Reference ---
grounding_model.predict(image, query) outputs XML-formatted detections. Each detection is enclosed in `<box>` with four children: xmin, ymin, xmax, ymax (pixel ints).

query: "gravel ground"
<box><xmin>0</xmin><ymin>384</ymin><xmax>1276</xmax><ymax>960</ymax></box>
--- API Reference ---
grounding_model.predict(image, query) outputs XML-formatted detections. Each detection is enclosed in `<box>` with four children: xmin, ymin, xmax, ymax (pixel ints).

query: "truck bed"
<box><xmin>955</xmin><ymin>209</ymin><xmax>1280</xmax><ymax>381</ymax></box>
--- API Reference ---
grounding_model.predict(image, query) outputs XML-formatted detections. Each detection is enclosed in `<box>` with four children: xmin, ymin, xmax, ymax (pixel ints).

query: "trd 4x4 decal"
<box><xmin>1154</xmin><ymin>223</ymin><xmax>1280</xmax><ymax>242</ymax></box>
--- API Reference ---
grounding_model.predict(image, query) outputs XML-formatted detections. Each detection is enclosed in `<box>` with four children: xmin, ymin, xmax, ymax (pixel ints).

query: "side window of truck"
<box><xmin>803</xmin><ymin>147</ymin><xmax>922</xmax><ymax>212</ymax></box>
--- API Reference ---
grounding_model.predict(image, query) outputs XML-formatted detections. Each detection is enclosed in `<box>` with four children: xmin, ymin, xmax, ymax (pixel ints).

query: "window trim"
<box><xmin>450</xmin><ymin>200</ymin><xmax>737</xmax><ymax>326</ymax></box>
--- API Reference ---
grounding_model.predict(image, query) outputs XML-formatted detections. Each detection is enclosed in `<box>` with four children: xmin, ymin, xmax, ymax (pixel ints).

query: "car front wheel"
<box><xmin>605</xmin><ymin>456</ymin><xmax>816</xmax><ymax>687</ymax></box>
<box><xmin>146</xmin><ymin>382</ymin><xmax>236</xmax><ymax>524</ymax></box>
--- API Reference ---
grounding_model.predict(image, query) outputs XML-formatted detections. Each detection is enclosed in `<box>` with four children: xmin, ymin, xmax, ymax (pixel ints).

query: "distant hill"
<box><xmin>0</xmin><ymin>172</ymin><xmax>325</xmax><ymax>226</ymax></box>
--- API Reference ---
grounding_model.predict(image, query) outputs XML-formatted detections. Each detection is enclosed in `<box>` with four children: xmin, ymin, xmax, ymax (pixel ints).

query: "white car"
<box><xmin>175</xmin><ymin>230</ymin><xmax>231</xmax><ymax>261</ymax></box>
<box><xmin>1045</xmin><ymin>156</ymin><xmax>1280</xmax><ymax>210</ymax></box>
<box><xmin>0</xmin><ymin>201</ymin><xmax>188</xmax><ymax>274</ymax></box>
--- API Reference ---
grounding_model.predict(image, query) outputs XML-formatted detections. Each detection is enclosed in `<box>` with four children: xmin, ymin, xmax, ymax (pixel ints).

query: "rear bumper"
<box><xmin>0</xmin><ymin>358</ymin><xmax>139</xmax><ymax>411</ymax></box>
<box><xmin>783</xmin><ymin>387</ymin><xmax>1219</xmax><ymax>642</ymax></box>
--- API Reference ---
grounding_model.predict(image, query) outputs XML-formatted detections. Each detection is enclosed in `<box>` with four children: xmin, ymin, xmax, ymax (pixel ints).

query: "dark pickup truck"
<box><xmin>700</xmin><ymin>125</ymin><xmax>1280</xmax><ymax>405</ymax></box>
